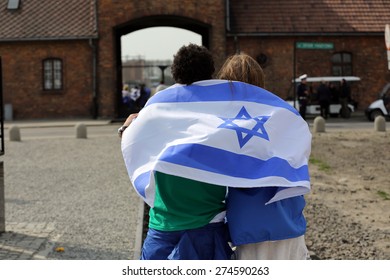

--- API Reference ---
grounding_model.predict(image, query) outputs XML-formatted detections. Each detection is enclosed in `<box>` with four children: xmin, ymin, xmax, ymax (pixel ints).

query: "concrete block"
<box><xmin>9</xmin><ymin>126</ymin><xmax>21</xmax><ymax>141</ymax></box>
<box><xmin>4</xmin><ymin>104</ymin><xmax>13</xmax><ymax>121</ymax></box>
<box><xmin>313</xmin><ymin>116</ymin><xmax>326</xmax><ymax>133</ymax></box>
<box><xmin>75</xmin><ymin>123</ymin><xmax>87</xmax><ymax>139</ymax></box>
<box><xmin>374</xmin><ymin>116</ymin><xmax>386</xmax><ymax>132</ymax></box>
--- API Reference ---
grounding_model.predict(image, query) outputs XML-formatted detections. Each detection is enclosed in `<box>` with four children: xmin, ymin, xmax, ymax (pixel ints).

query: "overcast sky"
<box><xmin>121</xmin><ymin>27</ymin><xmax>202</xmax><ymax>60</ymax></box>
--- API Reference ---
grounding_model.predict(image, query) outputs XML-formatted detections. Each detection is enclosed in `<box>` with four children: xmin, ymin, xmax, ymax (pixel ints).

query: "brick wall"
<box><xmin>97</xmin><ymin>0</ymin><xmax>226</xmax><ymax>118</ymax></box>
<box><xmin>1</xmin><ymin>40</ymin><xmax>93</xmax><ymax>119</ymax></box>
<box><xmin>227</xmin><ymin>36</ymin><xmax>389</xmax><ymax>110</ymax></box>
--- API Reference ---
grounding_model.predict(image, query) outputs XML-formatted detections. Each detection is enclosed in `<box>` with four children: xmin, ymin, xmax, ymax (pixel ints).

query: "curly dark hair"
<box><xmin>171</xmin><ymin>44</ymin><xmax>215</xmax><ymax>85</ymax></box>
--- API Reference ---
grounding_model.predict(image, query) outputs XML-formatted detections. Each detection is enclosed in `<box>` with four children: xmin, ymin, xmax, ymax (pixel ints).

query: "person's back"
<box><xmin>297</xmin><ymin>75</ymin><xmax>308</xmax><ymax>100</ymax></box>
<box><xmin>227</xmin><ymin>188</ymin><xmax>307</xmax><ymax>259</ymax></box>
<box><xmin>317</xmin><ymin>82</ymin><xmax>331</xmax><ymax>102</ymax></box>
<box><xmin>150</xmin><ymin>172</ymin><xmax>226</xmax><ymax>231</ymax></box>
<box><xmin>217</xmin><ymin>54</ymin><xmax>310</xmax><ymax>260</ymax></box>
<box><xmin>121</xmin><ymin>44</ymin><xmax>233</xmax><ymax>260</ymax></box>
<box><xmin>340</xmin><ymin>79</ymin><xmax>351</xmax><ymax>99</ymax></box>
<box><xmin>317</xmin><ymin>81</ymin><xmax>331</xmax><ymax>118</ymax></box>
<box><xmin>297</xmin><ymin>75</ymin><xmax>309</xmax><ymax>119</ymax></box>
<box><xmin>137</xmin><ymin>84</ymin><xmax>150</xmax><ymax>109</ymax></box>
<box><xmin>329</xmin><ymin>82</ymin><xmax>339</xmax><ymax>103</ymax></box>
<box><xmin>339</xmin><ymin>79</ymin><xmax>351</xmax><ymax>118</ymax></box>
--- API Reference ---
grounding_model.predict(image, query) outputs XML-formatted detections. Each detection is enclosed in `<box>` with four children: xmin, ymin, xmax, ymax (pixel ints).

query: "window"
<box><xmin>7</xmin><ymin>0</ymin><xmax>20</xmax><ymax>10</ymax></box>
<box><xmin>43</xmin><ymin>58</ymin><xmax>63</xmax><ymax>90</ymax></box>
<box><xmin>331</xmin><ymin>52</ymin><xmax>352</xmax><ymax>76</ymax></box>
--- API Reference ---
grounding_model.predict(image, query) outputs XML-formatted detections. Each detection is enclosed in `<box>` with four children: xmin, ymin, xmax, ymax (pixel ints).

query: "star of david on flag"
<box><xmin>218</xmin><ymin>106</ymin><xmax>270</xmax><ymax>148</ymax></box>
<box><xmin>121</xmin><ymin>80</ymin><xmax>312</xmax><ymax>207</ymax></box>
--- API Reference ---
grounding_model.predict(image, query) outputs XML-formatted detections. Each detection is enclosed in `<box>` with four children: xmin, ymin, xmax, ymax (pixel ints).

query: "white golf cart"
<box><xmin>287</xmin><ymin>76</ymin><xmax>360</xmax><ymax>117</ymax></box>
<box><xmin>365</xmin><ymin>83</ymin><xmax>390</xmax><ymax>121</ymax></box>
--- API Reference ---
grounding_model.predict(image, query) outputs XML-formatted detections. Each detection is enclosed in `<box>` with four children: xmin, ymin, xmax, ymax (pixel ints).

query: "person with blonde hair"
<box><xmin>217</xmin><ymin>53</ymin><xmax>265</xmax><ymax>88</ymax></box>
<box><xmin>218</xmin><ymin>53</ymin><xmax>310</xmax><ymax>260</ymax></box>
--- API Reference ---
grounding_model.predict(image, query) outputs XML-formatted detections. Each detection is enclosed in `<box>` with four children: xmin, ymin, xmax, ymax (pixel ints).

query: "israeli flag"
<box><xmin>121</xmin><ymin>80</ymin><xmax>311</xmax><ymax>207</ymax></box>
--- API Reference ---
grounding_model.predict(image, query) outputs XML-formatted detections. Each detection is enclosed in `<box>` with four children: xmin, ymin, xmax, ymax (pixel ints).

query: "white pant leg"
<box><xmin>235</xmin><ymin>235</ymin><xmax>309</xmax><ymax>260</ymax></box>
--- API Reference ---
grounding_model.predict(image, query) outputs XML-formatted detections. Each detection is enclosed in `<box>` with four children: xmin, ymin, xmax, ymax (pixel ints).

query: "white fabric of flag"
<box><xmin>121</xmin><ymin>80</ymin><xmax>311</xmax><ymax>207</ymax></box>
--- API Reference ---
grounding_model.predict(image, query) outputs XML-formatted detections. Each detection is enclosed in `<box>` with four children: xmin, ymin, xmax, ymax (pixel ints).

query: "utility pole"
<box><xmin>385</xmin><ymin>24</ymin><xmax>390</xmax><ymax>70</ymax></box>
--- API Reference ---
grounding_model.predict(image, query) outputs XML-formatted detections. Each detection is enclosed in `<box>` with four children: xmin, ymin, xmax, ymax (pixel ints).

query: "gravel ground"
<box><xmin>305</xmin><ymin>201</ymin><xmax>388</xmax><ymax>259</ymax></box>
<box><xmin>304</xmin><ymin>129</ymin><xmax>389</xmax><ymax>260</ymax></box>
<box><xmin>3</xmin><ymin>135</ymin><xmax>143</xmax><ymax>259</ymax></box>
<box><xmin>3</xmin><ymin>124</ymin><xmax>389</xmax><ymax>260</ymax></box>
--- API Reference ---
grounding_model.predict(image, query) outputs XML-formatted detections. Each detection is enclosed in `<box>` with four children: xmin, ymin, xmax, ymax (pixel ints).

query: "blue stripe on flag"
<box><xmin>134</xmin><ymin>172</ymin><xmax>149</xmax><ymax>198</ymax></box>
<box><xmin>159</xmin><ymin>144</ymin><xmax>309</xmax><ymax>182</ymax></box>
<box><xmin>146</xmin><ymin>81</ymin><xmax>299</xmax><ymax>116</ymax></box>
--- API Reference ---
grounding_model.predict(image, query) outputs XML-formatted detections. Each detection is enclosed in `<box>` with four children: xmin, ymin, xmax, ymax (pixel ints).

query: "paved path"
<box><xmin>0</xmin><ymin>120</ymin><xmax>144</xmax><ymax>260</ymax></box>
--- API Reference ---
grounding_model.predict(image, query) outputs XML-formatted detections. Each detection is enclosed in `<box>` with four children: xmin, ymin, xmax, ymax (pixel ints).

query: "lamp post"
<box><xmin>158</xmin><ymin>65</ymin><xmax>168</xmax><ymax>83</ymax></box>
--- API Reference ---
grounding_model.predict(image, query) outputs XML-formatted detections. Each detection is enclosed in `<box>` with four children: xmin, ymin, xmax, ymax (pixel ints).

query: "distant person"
<box><xmin>384</xmin><ymin>90</ymin><xmax>390</xmax><ymax>112</ymax></box>
<box><xmin>121</xmin><ymin>84</ymin><xmax>131</xmax><ymax>106</ymax></box>
<box><xmin>155</xmin><ymin>80</ymin><xmax>168</xmax><ymax>93</ymax></box>
<box><xmin>316</xmin><ymin>80</ymin><xmax>332</xmax><ymax>119</ymax></box>
<box><xmin>297</xmin><ymin>74</ymin><xmax>309</xmax><ymax>120</ymax></box>
<box><xmin>328</xmin><ymin>82</ymin><xmax>339</xmax><ymax>104</ymax></box>
<box><xmin>137</xmin><ymin>83</ymin><xmax>151</xmax><ymax>109</ymax></box>
<box><xmin>129</xmin><ymin>86</ymin><xmax>141</xmax><ymax>102</ymax></box>
<box><xmin>339</xmin><ymin>79</ymin><xmax>351</xmax><ymax>118</ymax></box>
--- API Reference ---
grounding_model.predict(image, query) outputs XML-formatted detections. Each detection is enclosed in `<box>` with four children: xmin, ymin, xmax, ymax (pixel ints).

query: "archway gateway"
<box><xmin>113</xmin><ymin>16</ymin><xmax>211</xmax><ymax>119</ymax></box>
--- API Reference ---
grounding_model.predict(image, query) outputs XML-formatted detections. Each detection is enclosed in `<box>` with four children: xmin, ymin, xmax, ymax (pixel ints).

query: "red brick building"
<box><xmin>226</xmin><ymin>0</ymin><xmax>390</xmax><ymax>110</ymax></box>
<box><xmin>1</xmin><ymin>0</ymin><xmax>389</xmax><ymax>120</ymax></box>
<box><xmin>0</xmin><ymin>0</ymin><xmax>98</xmax><ymax>119</ymax></box>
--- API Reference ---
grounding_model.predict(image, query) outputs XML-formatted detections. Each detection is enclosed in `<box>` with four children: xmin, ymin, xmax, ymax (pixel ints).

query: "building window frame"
<box><xmin>43</xmin><ymin>58</ymin><xmax>63</xmax><ymax>91</ymax></box>
<box><xmin>7</xmin><ymin>0</ymin><xmax>20</xmax><ymax>10</ymax></box>
<box><xmin>331</xmin><ymin>52</ymin><xmax>352</xmax><ymax>76</ymax></box>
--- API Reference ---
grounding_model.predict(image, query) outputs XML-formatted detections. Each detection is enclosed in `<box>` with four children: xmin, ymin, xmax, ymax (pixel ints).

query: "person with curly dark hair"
<box><xmin>171</xmin><ymin>43</ymin><xmax>215</xmax><ymax>85</ymax></box>
<box><xmin>120</xmin><ymin>44</ymin><xmax>233</xmax><ymax>260</ymax></box>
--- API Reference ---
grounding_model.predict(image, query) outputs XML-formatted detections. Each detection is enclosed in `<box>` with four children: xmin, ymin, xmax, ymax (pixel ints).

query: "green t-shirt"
<box><xmin>149</xmin><ymin>171</ymin><xmax>227</xmax><ymax>231</ymax></box>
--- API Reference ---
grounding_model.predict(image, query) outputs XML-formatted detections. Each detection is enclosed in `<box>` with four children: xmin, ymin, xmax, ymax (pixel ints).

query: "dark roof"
<box><xmin>229</xmin><ymin>0</ymin><xmax>390</xmax><ymax>34</ymax></box>
<box><xmin>0</xmin><ymin>0</ymin><xmax>98</xmax><ymax>41</ymax></box>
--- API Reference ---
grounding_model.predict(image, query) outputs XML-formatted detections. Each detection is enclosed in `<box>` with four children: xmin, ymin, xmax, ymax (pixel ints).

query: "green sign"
<box><xmin>296</xmin><ymin>42</ymin><xmax>334</xmax><ymax>50</ymax></box>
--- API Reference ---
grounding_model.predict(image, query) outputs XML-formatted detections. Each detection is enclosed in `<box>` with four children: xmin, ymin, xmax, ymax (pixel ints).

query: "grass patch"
<box><xmin>377</xmin><ymin>190</ymin><xmax>390</xmax><ymax>200</ymax></box>
<box><xmin>309</xmin><ymin>157</ymin><xmax>331</xmax><ymax>172</ymax></box>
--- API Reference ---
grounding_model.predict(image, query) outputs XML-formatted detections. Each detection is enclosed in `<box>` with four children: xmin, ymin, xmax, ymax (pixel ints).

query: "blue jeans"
<box><xmin>141</xmin><ymin>222</ymin><xmax>233</xmax><ymax>260</ymax></box>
